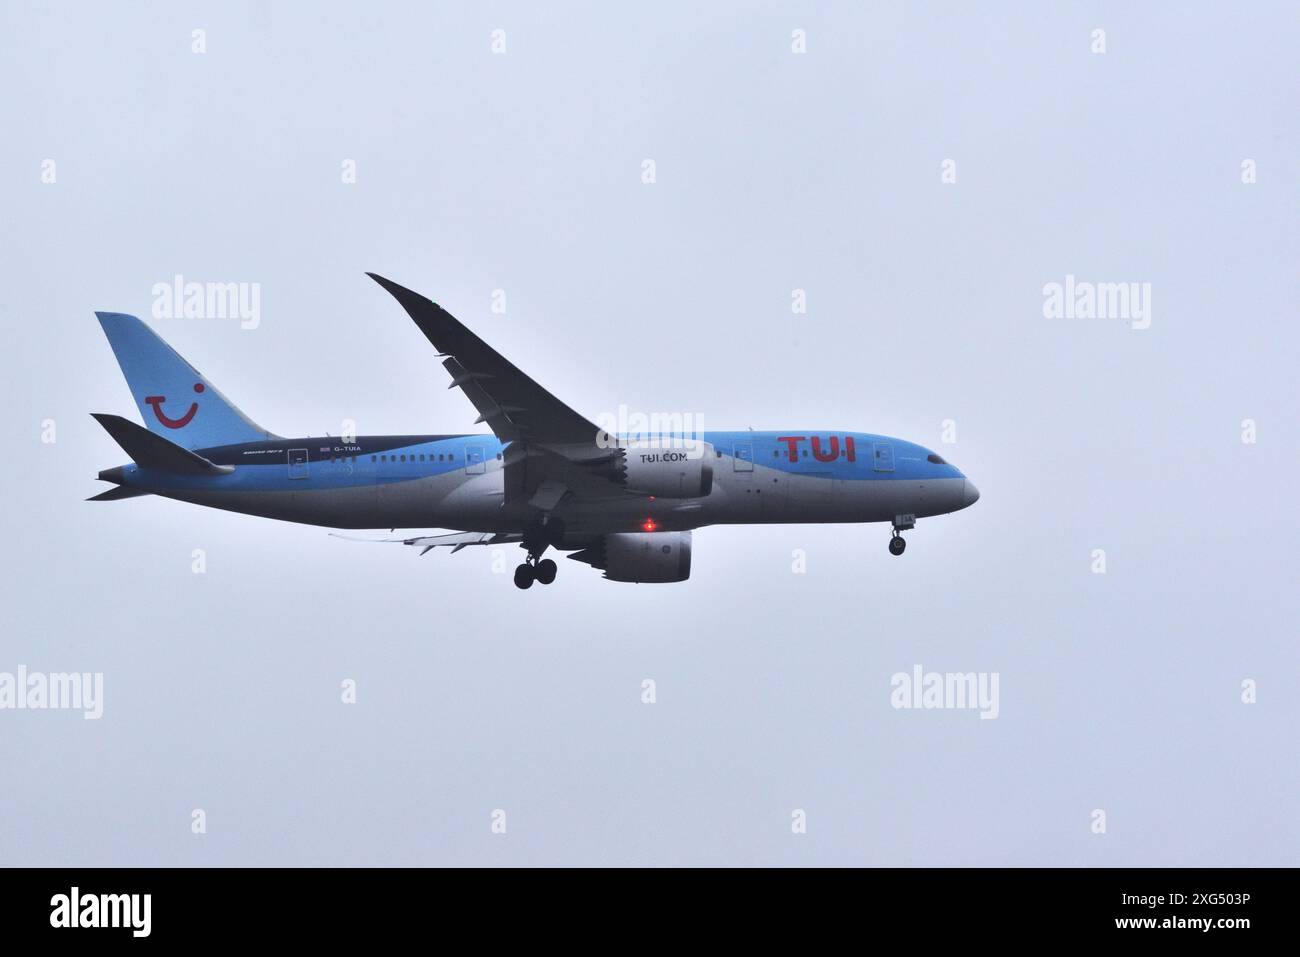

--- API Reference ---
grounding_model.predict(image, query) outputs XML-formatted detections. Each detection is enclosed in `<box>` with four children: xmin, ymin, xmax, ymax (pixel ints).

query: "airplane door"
<box><xmin>466</xmin><ymin>445</ymin><xmax>485</xmax><ymax>475</ymax></box>
<box><xmin>872</xmin><ymin>442</ymin><xmax>895</xmax><ymax>472</ymax></box>
<box><xmin>287</xmin><ymin>447</ymin><xmax>309</xmax><ymax>478</ymax></box>
<box><xmin>733</xmin><ymin>442</ymin><xmax>754</xmax><ymax>472</ymax></box>
<box><xmin>287</xmin><ymin>448</ymin><xmax>310</xmax><ymax>479</ymax></box>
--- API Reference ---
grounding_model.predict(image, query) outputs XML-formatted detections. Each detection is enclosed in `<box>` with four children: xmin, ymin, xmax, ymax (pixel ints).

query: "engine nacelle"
<box><xmin>621</xmin><ymin>442</ymin><xmax>714</xmax><ymax>498</ymax></box>
<box><xmin>600</xmin><ymin>531</ymin><xmax>692</xmax><ymax>583</ymax></box>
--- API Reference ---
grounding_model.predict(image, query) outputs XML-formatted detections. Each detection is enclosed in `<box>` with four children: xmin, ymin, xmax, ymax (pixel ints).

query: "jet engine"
<box><xmin>569</xmin><ymin>531</ymin><xmax>693</xmax><ymax>583</ymax></box>
<box><xmin>621</xmin><ymin>443</ymin><xmax>714</xmax><ymax>498</ymax></box>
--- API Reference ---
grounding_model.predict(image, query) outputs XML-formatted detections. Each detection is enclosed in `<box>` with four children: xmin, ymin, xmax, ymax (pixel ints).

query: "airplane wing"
<box><xmin>368</xmin><ymin>273</ymin><xmax>640</xmax><ymax>508</ymax></box>
<box><xmin>367</xmin><ymin>273</ymin><xmax>600</xmax><ymax>446</ymax></box>
<box><xmin>332</xmin><ymin>530</ymin><xmax>523</xmax><ymax>555</ymax></box>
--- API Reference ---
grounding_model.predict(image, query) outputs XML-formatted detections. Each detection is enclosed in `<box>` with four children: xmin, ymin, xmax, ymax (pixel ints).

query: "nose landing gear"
<box><xmin>888</xmin><ymin>513</ymin><xmax>915</xmax><ymax>557</ymax></box>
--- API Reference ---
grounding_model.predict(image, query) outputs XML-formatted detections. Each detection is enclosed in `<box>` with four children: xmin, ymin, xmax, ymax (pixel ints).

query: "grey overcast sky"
<box><xmin>1</xmin><ymin>1</ymin><xmax>1297</xmax><ymax>866</ymax></box>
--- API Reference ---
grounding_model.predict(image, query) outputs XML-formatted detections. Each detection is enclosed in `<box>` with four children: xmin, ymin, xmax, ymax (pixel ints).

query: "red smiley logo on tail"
<box><xmin>144</xmin><ymin>382</ymin><xmax>204</xmax><ymax>428</ymax></box>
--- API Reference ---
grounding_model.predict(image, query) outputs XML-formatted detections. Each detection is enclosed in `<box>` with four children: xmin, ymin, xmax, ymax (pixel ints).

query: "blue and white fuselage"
<box><xmin>104</xmin><ymin>430</ymin><xmax>977</xmax><ymax>534</ymax></box>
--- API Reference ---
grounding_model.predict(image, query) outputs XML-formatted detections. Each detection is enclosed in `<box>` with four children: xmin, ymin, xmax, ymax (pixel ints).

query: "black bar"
<box><xmin>0</xmin><ymin>867</ymin><xmax>1284</xmax><ymax>943</ymax></box>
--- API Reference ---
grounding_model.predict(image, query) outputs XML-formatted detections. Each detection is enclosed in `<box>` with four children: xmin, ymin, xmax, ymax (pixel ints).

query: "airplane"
<box><xmin>90</xmin><ymin>273</ymin><xmax>980</xmax><ymax>588</ymax></box>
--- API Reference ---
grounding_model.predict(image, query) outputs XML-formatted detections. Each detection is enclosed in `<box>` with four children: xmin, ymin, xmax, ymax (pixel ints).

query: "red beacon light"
<box><xmin>641</xmin><ymin>518</ymin><xmax>658</xmax><ymax>532</ymax></box>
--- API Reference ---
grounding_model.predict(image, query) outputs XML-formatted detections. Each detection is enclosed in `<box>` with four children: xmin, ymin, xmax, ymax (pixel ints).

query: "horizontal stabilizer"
<box><xmin>87</xmin><ymin>485</ymin><xmax>152</xmax><ymax>502</ymax></box>
<box><xmin>92</xmin><ymin>413</ymin><xmax>234</xmax><ymax>475</ymax></box>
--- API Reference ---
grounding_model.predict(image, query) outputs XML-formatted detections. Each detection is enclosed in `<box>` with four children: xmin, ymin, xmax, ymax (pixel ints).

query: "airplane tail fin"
<box><xmin>91</xmin><ymin>413</ymin><xmax>234</xmax><ymax>476</ymax></box>
<box><xmin>95</xmin><ymin>312</ymin><xmax>278</xmax><ymax>450</ymax></box>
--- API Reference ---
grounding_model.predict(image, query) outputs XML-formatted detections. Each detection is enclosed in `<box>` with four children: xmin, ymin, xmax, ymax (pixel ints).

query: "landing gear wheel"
<box><xmin>534</xmin><ymin>558</ymin><xmax>557</xmax><ymax>585</ymax></box>
<box><xmin>513</xmin><ymin>563</ymin><xmax>535</xmax><ymax>589</ymax></box>
<box><xmin>888</xmin><ymin>535</ymin><xmax>907</xmax><ymax>556</ymax></box>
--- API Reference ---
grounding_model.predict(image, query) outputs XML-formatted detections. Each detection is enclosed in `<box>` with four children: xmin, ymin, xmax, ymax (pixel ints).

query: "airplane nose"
<box><xmin>961</xmin><ymin>479</ymin><xmax>980</xmax><ymax>508</ymax></box>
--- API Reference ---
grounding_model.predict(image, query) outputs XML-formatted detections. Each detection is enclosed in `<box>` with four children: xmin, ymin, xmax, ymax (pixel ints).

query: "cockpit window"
<box><xmin>927</xmin><ymin>453</ymin><xmax>947</xmax><ymax>464</ymax></box>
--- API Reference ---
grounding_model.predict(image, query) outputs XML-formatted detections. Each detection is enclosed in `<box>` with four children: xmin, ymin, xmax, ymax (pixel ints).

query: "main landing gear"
<box><xmin>516</xmin><ymin>513</ymin><xmax>563</xmax><ymax>589</ymax></box>
<box><xmin>888</xmin><ymin>513</ymin><xmax>915</xmax><ymax>557</ymax></box>
<box><xmin>514</xmin><ymin>514</ymin><xmax>561</xmax><ymax>590</ymax></box>
<box><xmin>514</xmin><ymin>554</ymin><xmax>558</xmax><ymax>589</ymax></box>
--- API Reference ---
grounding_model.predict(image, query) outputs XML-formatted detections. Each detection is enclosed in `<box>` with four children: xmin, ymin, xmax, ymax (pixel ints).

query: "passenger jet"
<box><xmin>90</xmin><ymin>274</ymin><xmax>979</xmax><ymax>587</ymax></box>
